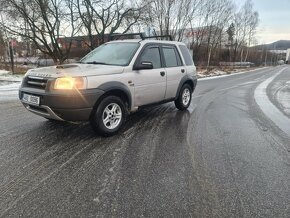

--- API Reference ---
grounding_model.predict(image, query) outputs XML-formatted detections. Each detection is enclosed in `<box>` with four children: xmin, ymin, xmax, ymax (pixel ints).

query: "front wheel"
<box><xmin>175</xmin><ymin>84</ymin><xmax>192</xmax><ymax>110</ymax></box>
<box><xmin>90</xmin><ymin>96</ymin><xmax>127</xmax><ymax>136</ymax></box>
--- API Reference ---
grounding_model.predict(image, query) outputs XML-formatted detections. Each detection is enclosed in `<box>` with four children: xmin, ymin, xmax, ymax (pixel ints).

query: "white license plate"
<box><xmin>22</xmin><ymin>93</ymin><xmax>40</xmax><ymax>106</ymax></box>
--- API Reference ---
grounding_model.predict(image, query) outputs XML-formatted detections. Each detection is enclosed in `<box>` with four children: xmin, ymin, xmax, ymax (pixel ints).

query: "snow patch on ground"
<box><xmin>0</xmin><ymin>81</ymin><xmax>20</xmax><ymax>101</ymax></box>
<box><xmin>198</xmin><ymin>67</ymin><xmax>269</xmax><ymax>81</ymax></box>
<box><xmin>0</xmin><ymin>70</ymin><xmax>10</xmax><ymax>75</ymax></box>
<box><xmin>275</xmin><ymin>82</ymin><xmax>290</xmax><ymax>116</ymax></box>
<box><xmin>0</xmin><ymin>70</ymin><xmax>23</xmax><ymax>82</ymax></box>
<box><xmin>0</xmin><ymin>82</ymin><xmax>20</xmax><ymax>90</ymax></box>
<box><xmin>198</xmin><ymin>69</ymin><xmax>230</xmax><ymax>78</ymax></box>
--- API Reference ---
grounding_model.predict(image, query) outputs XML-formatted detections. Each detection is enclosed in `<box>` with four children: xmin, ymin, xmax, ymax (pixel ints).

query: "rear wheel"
<box><xmin>90</xmin><ymin>96</ymin><xmax>127</xmax><ymax>136</ymax></box>
<box><xmin>175</xmin><ymin>84</ymin><xmax>192</xmax><ymax>110</ymax></box>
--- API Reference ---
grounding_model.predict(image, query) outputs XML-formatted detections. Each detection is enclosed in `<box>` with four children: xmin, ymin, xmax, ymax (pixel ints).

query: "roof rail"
<box><xmin>109</xmin><ymin>33</ymin><xmax>145</xmax><ymax>40</ymax></box>
<box><xmin>142</xmin><ymin>35</ymin><xmax>173</xmax><ymax>41</ymax></box>
<box><xmin>109</xmin><ymin>33</ymin><xmax>173</xmax><ymax>41</ymax></box>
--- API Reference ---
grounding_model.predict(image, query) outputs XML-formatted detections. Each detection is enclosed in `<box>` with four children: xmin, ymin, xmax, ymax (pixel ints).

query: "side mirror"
<box><xmin>134</xmin><ymin>61</ymin><xmax>153</xmax><ymax>70</ymax></box>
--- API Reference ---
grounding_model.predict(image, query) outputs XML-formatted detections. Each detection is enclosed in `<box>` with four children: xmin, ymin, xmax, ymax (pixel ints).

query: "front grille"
<box><xmin>25</xmin><ymin>76</ymin><xmax>48</xmax><ymax>90</ymax></box>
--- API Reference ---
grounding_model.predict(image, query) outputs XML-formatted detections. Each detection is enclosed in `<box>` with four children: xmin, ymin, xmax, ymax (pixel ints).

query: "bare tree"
<box><xmin>0</xmin><ymin>33</ymin><xmax>6</xmax><ymax>64</ymax></box>
<box><xmin>0</xmin><ymin>0</ymin><xmax>259</xmax><ymax>67</ymax></box>
<box><xmin>243</xmin><ymin>10</ymin><xmax>259</xmax><ymax>61</ymax></box>
<box><xmin>75</xmin><ymin>0</ymin><xmax>145</xmax><ymax>50</ymax></box>
<box><xmin>143</xmin><ymin>0</ymin><xmax>202</xmax><ymax>41</ymax></box>
<box><xmin>187</xmin><ymin>1</ymin><xmax>208</xmax><ymax>64</ymax></box>
<box><xmin>226</xmin><ymin>22</ymin><xmax>235</xmax><ymax>62</ymax></box>
<box><xmin>186</xmin><ymin>0</ymin><xmax>233</xmax><ymax>67</ymax></box>
<box><xmin>232</xmin><ymin>0</ymin><xmax>259</xmax><ymax>62</ymax></box>
<box><xmin>202</xmin><ymin>0</ymin><xmax>234</xmax><ymax>68</ymax></box>
<box><xmin>0</xmin><ymin>0</ymin><xmax>81</xmax><ymax>64</ymax></box>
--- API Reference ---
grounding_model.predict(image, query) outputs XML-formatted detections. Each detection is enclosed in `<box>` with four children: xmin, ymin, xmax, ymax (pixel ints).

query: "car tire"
<box><xmin>175</xmin><ymin>84</ymin><xmax>192</xmax><ymax>110</ymax></box>
<box><xmin>90</xmin><ymin>96</ymin><xmax>127</xmax><ymax>136</ymax></box>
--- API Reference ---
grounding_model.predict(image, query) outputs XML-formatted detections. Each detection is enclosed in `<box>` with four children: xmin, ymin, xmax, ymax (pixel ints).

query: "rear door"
<box><xmin>178</xmin><ymin>44</ymin><xmax>196</xmax><ymax>75</ymax></box>
<box><xmin>133</xmin><ymin>44</ymin><xmax>166</xmax><ymax>106</ymax></box>
<box><xmin>161</xmin><ymin>45</ymin><xmax>185</xmax><ymax>99</ymax></box>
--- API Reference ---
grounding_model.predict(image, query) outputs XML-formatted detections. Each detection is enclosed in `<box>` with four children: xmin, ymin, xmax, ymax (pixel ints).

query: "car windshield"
<box><xmin>80</xmin><ymin>42</ymin><xmax>140</xmax><ymax>66</ymax></box>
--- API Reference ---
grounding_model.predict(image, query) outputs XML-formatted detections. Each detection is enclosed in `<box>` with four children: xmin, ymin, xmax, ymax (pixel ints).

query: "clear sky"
<box><xmin>236</xmin><ymin>0</ymin><xmax>290</xmax><ymax>44</ymax></box>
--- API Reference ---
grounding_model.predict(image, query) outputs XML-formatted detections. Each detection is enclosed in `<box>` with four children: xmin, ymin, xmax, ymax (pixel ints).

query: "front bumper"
<box><xmin>19</xmin><ymin>87</ymin><xmax>105</xmax><ymax>121</ymax></box>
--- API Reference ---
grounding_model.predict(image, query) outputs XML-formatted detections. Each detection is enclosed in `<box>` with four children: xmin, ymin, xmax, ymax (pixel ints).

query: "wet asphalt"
<box><xmin>0</xmin><ymin>66</ymin><xmax>290</xmax><ymax>217</ymax></box>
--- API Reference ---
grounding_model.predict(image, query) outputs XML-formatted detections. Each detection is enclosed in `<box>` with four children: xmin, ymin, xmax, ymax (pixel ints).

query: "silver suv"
<box><xmin>19</xmin><ymin>35</ymin><xmax>197</xmax><ymax>136</ymax></box>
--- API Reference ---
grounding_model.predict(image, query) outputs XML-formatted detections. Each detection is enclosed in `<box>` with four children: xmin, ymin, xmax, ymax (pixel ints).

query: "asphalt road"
<box><xmin>0</xmin><ymin>66</ymin><xmax>290</xmax><ymax>217</ymax></box>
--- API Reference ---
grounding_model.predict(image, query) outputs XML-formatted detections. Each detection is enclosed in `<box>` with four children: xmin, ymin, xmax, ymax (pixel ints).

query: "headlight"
<box><xmin>54</xmin><ymin>77</ymin><xmax>87</xmax><ymax>90</ymax></box>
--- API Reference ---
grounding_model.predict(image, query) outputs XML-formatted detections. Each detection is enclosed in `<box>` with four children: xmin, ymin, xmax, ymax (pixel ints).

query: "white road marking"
<box><xmin>254</xmin><ymin>67</ymin><xmax>290</xmax><ymax>137</ymax></box>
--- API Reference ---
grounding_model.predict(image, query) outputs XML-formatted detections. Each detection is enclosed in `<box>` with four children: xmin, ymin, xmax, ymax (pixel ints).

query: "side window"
<box><xmin>179</xmin><ymin>45</ymin><xmax>194</xmax><ymax>66</ymax></box>
<box><xmin>163</xmin><ymin>46</ymin><xmax>182</xmax><ymax>67</ymax></box>
<box><xmin>139</xmin><ymin>47</ymin><xmax>161</xmax><ymax>69</ymax></box>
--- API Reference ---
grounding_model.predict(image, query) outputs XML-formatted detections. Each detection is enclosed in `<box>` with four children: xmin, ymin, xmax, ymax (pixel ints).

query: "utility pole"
<box><xmin>9</xmin><ymin>41</ymin><xmax>14</xmax><ymax>73</ymax></box>
<box><xmin>264</xmin><ymin>50</ymin><xmax>267</xmax><ymax>66</ymax></box>
<box><xmin>0</xmin><ymin>13</ymin><xmax>9</xmax><ymax>70</ymax></box>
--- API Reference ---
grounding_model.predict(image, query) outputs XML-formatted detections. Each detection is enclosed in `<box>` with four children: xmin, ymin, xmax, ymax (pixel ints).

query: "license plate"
<box><xmin>22</xmin><ymin>93</ymin><xmax>40</xmax><ymax>106</ymax></box>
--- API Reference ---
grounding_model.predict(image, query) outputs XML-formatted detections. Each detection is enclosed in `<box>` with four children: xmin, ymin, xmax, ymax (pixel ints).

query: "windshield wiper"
<box><xmin>85</xmin><ymin>61</ymin><xmax>108</xmax><ymax>65</ymax></box>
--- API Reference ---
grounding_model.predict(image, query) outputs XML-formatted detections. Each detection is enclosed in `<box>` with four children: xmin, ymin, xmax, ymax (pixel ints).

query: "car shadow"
<box><xmin>34</xmin><ymin>101</ymin><xmax>192</xmax><ymax>143</ymax></box>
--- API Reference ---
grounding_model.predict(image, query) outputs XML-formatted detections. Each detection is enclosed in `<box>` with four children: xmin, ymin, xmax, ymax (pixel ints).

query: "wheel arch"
<box><xmin>175</xmin><ymin>75</ymin><xmax>197</xmax><ymax>99</ymax></box>
<box><xmin>92</xmin><ymin>82</ymin><xmax>132</xmax><ymax>112</ymax></box>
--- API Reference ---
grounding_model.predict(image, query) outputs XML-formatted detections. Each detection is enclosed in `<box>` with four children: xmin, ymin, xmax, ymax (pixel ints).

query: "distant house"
<box><xmin>182</xmin><ymin>27</ymin><xmax>210</xmax><ymax>46</ymax></box>
<box><xmin>57</xmin><ymin>35</ymin><xmax>109</xmax><ymax>50</ymax></box>
<box><xmin>57</xmin><ymin>35</ymin><xmax>111</xmax><ymax>58</ymax></box>
<box><xmin>57</xmin><ymin>33</ymin><xmax>138</xmax><ymax>58</ymax></box>
<box><xmin>181</xmin><ymin>26</ymin><xmax>227</xmax><ymax>49</ymax></box>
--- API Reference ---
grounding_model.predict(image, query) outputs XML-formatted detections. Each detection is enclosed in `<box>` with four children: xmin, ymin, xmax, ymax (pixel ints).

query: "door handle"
<box><xmin>181</xmin><ymin>69</ymin><xmax>185</xmax><ymax>73</ymax></box>
<box><xmin>160</xmin><ymin>71</ymin><xmax>165</xmax><ymax>77</ymax></box>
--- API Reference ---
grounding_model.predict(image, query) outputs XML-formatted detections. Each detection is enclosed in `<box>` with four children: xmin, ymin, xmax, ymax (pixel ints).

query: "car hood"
<box><xmin>25</xmin><ymin>64</ymin><xmax>125</xmax><ymax>78</ymax></box>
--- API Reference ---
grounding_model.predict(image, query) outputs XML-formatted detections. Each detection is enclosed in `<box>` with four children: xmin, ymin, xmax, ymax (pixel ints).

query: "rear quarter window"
<box><xmin>179</xmin><ymin>45</ymin><xmax>194</xmax><ymax>66</ymax></box>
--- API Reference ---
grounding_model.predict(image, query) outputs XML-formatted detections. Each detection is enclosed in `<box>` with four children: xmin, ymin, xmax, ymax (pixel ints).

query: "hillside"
<box><xmin>252</xmin><ymin>40</ymin><xmax>290</xmax><ymax>50</ymax></box>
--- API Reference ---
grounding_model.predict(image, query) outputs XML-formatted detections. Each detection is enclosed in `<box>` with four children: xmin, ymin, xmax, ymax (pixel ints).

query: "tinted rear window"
<box><xmin>179</xmin><ymin>45</ymin><xmax>194</xmax><ymax>66</ymax></box>
<box><xmin>163</xmin><ymin>46</ymin><xmax>182</xmax><ymax>67</ymax></box>
<box><xmin>163</xmin><ymin>47</ymin><xmax>178</xmax><ymax>67</ymax></box>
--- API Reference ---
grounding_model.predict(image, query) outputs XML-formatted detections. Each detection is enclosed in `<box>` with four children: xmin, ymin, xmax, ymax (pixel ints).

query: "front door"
<box><xmin>133</xmin><ymin>45</ymin><xmax>166</xmax><ymax>106</ymax></box>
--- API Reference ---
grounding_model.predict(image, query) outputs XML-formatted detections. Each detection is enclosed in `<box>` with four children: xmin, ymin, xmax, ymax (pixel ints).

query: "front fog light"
<box><xmin>54</xmin><ymin>77</ymin><xmax>86</xmax><ymax>90</ymax></box>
